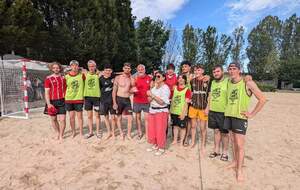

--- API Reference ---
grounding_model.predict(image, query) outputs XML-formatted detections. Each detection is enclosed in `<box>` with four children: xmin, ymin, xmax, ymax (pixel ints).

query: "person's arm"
<box><xmin>147</xmin><ymin>87</ymin><xmax>170</xmax><ymax>106</ymax></box>
<box><xmin>204</xmin><ymin>93</ymin><xmax>210</xmax><ymax>115</ymax></box>
<box><xmin>112</xmin><ymin>77</ymin><xmax>119</xmax><ymax>110</ymax></box>
<box><xmin>44</xmin><ymin>88</ymin><xmax>53</xmax><ymax>108</ymax></box>
<box><xmin>241</xmin><ymin>81</ymin><xmax>266</xmax><ymax>119</ymax></box>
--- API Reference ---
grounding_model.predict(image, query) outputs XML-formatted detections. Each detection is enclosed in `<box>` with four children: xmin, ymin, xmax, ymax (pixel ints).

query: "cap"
<box><xmin>70</xmin><ymin>60</ymin><xmax>79</xmax><ymax>66</ymax></box>
<box><xmin>228</xmin><ymin>62</ymin><xmax>241</xmax><ymax>69</ymax></box>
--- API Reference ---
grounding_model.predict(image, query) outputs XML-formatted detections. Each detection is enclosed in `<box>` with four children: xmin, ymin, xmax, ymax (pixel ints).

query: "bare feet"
<box><xmin>189</xmin><ymin>143</ymin><xmax>196</xmax><ymax>149</ymax></box>
<box><xmin>237</xmin><ymin>170</ymin><xmax>245</xmax><ymax>183</ymax></box>
<box><xmin>171</xmin><ymin>141</ymin><xmax>177</xmax><ymax>145</ymax></box>
<box><xmin>200</xmin><ymin>148</ymin><xmax>206</xmax><ymax>158</ymax></box>
<box><xmin>72</xmin><ymin>131</ymin><xmax>76</xmax><ymax>138</ymax></box>
<box><xmin>119</xmin><ymin>133</ymin><xmax>125</xmax><ymax>140</ymax></box>
<box><xmin>126</xmin><ymin>134</ymin><xmax>133</xmax><ymax>140</ymax></box>
<box><xmin>224</xmin><ymin>162</ymin><xmax>237</xmax><ymax>170</ymax></box>
<box><xmin>104</xmin><ymin>133</ymin><xmax>112</xmax><ymax>141</ymax></box>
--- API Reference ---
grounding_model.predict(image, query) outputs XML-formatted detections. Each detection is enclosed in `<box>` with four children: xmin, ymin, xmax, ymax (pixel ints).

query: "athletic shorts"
<box><xmin>65</xmin><ymin>103</ymin><xmax>83</xmax><ymax>112</ymax></box>
<box><xmin>43</xmin><ymin>99</ymin><xmax>66</xmax><ymax>116</ymax></box>
<box><xmin>223</xmin><ymin>116</ymin><xmax>248</xmax><ymax>135</ymax></box>
<box><xmin>188</xmin><ymin>106</ymin><xmax>208</xmax><ymax>121</ymax></box>
<box><xmin>99</xmin><ymin>101</ymin><xmax>116</xmax><ymax>115</ymax></box>
<box><xmin>208</xmin><ymin>111</ymin><xmax>228</xmax><ymax>133</ymax></box>
<box><xmin>84</xmin><ymin>97</ymin><xmax>100</xmax><ymax>111</ymax></box>
<box><xmin>133</xmin><ymin>103</ymin><xmax>149</xmax><ymax>113</ymax></box>
<box><xmin>171</xmin><ymin>114</ymin><xmax>188</xmax><ymax>129</ymax></box>
<box><xmin>116</xmin><ymin>96</ymin><xmax>132</xmax><ymax>115</ymax></box>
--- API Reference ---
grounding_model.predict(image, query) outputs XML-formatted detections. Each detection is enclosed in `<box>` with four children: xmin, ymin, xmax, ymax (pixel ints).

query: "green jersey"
<box><xmin>170</xmin><ymin>87</ymin><xmax>188</xmax><ymax>115</ymax></box>
<box><xmin>210</xmin><ymin>77</ymin><xmax>229</xmax><ymax>113</ymax></box>
<box><xmin>225</xmin><ymin>79</ymin><xmax>251</xmax><ymax>119</ymax></box>
<box><xmin>84</xmin><ymin>72</ymin><xmax>101</xmax><ymax>97</ymax></box>
<box><xmin>65</xmin><ymin>73</ymin><xmax>84</xmax><ymax>101</ymax></box>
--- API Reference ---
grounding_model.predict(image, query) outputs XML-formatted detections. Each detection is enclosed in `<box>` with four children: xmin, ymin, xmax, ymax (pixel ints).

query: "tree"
<box><xmin>247</xmin><ymin>16</ymin><xmax>282</xmax><ymax>80</ymax></box>
<box><xmin>182</xmin><ymin>24</ymin><xmax>199</xmax><ymax>64</ymax></box>
<box><xmin>231</xmin><ymin>26</ymin><xmax>245</xmax><ymax>70</ymax></box>
<box><xmin>136</xmin><ymin>17</ymin><xmax>170</xmax><ymax>72</ymax></box>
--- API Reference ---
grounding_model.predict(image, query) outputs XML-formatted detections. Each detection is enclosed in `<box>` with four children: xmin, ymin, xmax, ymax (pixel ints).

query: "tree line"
<box><xmin>0</xmin><ymin>1</ymin><xmax>299</xmax><ymax>85</ymax></box>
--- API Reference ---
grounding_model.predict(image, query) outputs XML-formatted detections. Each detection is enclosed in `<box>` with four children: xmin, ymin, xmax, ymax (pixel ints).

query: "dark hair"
<box><xmin>180</xmin><ymin>60</ymin><xmax>192</xmax><ymax>67</ymax></box>
<box><xmin>213</xmin><ymin>64</ymin><xmax>223</xmax><ymax>71</ymax></box>
<box><xmin>177</xmin><ymin>74</ymin><xmax>187</xmax><ymax>85</ymax></box>
<box><xmin>167</xmin><ymin>63</ymin><xmax>175</xmax><ymax>70</ymax></box>
<box><xmin>123</xmin><ymin>62</ymin><xmax>131</xmax><ymax>67</ymax></box>
<box><xmin>104</xmin><ymin>63</ymin><xmax>112</xmax><ymax>69</ymax></box>
<box><xmin>194</xmin><ymin>64</ymin><xmax>204</xmax><ymax>70</ymax></box>
<box><xmin>154</xmin><ymin>70</ymin><xmax>166</xmax><ymax>81</ymax></box>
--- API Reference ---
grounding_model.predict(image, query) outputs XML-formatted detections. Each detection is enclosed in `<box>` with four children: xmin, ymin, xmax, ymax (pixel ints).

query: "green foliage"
<box><xmin>231</xmin><ymin>26</ymin><xmax>245</xmax><ymax>64</ymax></box>
<box><xmin>257</xmin><ymin>82</ymin><xmax>276</xmax><ymax>92</ymax></box>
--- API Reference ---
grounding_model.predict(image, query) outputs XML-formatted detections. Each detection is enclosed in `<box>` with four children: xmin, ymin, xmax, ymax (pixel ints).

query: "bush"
<box><xmin>257</xmin><ymin>83</ymin><xmax>276</xmax><ymax>92</ymax></box>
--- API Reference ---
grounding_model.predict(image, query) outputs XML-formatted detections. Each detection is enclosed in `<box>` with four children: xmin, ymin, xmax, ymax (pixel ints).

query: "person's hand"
<box><xmin>47</xmin><ymin>104</ymin><xmax>54</xmax><ymax>109</ymax></box>
<box><xmin>204</xmin><ymin>107</ymin><xmax>209</xmax><ymax>115</ymax></box>
<box><xmin>203</xmin><ymin>75</ymin><xmax>210</xmax><ymax>82</ymax></box>
<box><xmin>146</xmin><ymin>90</ymin><xmax>152</xmax><ymax>97</ymax></box>
<box><xmin>113</xmin><ymin>103</ymin><xmax>118</xmax><ymax>110</ymax></box>
<box><xmin>241</xmin><ymin>111</ymin><xmax>253</xmax><ymax>119</ymax></box>
<box><xmin>179</xmin><ymin>114</ymin><xmax>185</xmax><ymax>120</ymax></box>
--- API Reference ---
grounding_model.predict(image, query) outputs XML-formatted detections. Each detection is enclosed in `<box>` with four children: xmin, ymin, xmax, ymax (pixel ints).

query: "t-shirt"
<box><xmin>133</xmin><ymin>75</ymin><xmax>152</xmax><ymax>104</ymax></box>
<box><xmin>99</xmin><ymin>75</ymin><xmax>115</xmax><ymax>103</ymax></box>
<box><xmin>165</xmin><ymin>74</ymin><xmax>177</xmax><ymax>98</ymax></box>
<box><xmin>191</xmin><ymin>77</ymin><xmax>211</xmax><ymax>109</ymax></box>
<box><xmin>44</xmin><ymin>75</ymin><xmax>66</xmax><ymax>100</ymax></box>
<box><xmin>149</xmin><ymin>84</ymin><xmax>170</xmax><ymax>114</ymax></box>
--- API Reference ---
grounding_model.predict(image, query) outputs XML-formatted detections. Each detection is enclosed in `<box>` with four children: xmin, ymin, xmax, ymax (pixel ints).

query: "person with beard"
<box><xmin>44</xmin><ymin>62</ymin><xmax>66</xmax><ymax>141</ymax></box>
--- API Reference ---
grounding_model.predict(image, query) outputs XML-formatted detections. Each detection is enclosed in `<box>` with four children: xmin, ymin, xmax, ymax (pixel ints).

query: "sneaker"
<box><xmin>154</xmin><ymin>148</ymin><xmax>165</xmax><ymax>156</ymax></box>
<box><xmin>146</xmin><ymin>145</ymin><xmax>158</xmax><ymax>152</ymax></box>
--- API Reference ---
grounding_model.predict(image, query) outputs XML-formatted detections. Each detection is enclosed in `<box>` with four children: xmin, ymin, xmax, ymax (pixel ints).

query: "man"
<box><xmin>83</xmin><ymin>60</ymin><xmax>101</xmax><ymax>139</ymax></box>
<box><xmin>112</xmin><ymin>62</ymin><xmax>135</xmax><ymax>140</ymax></box>
<box><xmin>99</xmin><ymin>64</ymin><xmax>117</xmax><ymax>140</ymax></box>
<box><xmin>132</xmin><ymin>64</ymin><xmax>152</xmax><ymax>140</ymax></box>
<box><xmin>165</xmin><ymin>63</ymin><xmax>177</xmax><ymax>98</ymax></box>
<box><xmin>224</xmin><ymin>62</ymin><xmax>266</xmax><ymax>182</ymax></box>
<box><xmin>65</xmin><ymin>60</ymin><xmax>85</xmax><ymax>137</ymax></box>
<box><xmin>44</xmin><ymin>62</ymin><xmax>66</xmax><ymax>141</ymax></box>
<box><xmin>188</xmin><ymin>65</ymin><xmax>210</xmax><ymax>156</ymax></box>
<box><xmin>205</xmin><ymin>65</ymin><xmax>230</xmax><ymax>161</ymax></box>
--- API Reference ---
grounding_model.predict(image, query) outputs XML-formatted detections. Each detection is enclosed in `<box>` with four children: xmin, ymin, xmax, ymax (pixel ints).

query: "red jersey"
<box><xmin>44</xmin><ymin>75</ymin><xmax>66</xmax><ymax>100</ymax></box>
<box><xmin>165</xmin><ymin>74</ymin><xmax>177</xmax><ymax>98</ymax></box>
<box><xmin>133</xmin><ymin>75</ymin><xmax>152</xmax><ymax>104</ymax></box>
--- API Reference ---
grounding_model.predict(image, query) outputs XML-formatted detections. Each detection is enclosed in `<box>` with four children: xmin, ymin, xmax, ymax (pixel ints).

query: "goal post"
<box><xmin>0</xmin><ymin>58</ymin><xmax>50</xmax><ymax>119</ymax></box>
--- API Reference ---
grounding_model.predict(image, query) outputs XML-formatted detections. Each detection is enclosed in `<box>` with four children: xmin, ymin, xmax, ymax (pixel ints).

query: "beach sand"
<box><xmin>0</xmin><ymin>92</ymin><xmax>299</xmax><ymax>190</ymax></box>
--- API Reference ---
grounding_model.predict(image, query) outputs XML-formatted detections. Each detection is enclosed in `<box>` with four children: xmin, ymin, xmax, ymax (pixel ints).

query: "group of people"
<box><xmin>44</xmin><ymin>59</ymin><xmax>266</xmax><ymax>182</ymax></box>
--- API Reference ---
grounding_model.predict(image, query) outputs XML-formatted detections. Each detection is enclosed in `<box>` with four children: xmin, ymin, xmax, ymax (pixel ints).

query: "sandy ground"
<box><xmin>0</xmin><ymin>92</ymin><xmax>299</xmax><ymax>190</ymax></box>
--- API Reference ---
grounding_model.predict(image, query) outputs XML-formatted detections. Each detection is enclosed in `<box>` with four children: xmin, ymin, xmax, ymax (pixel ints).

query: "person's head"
<box><xmin>69</xmin><ymin>60</ymin><xmax>79</xmax><ymax>72</ymax></box>
<box><xmin>228</xmin><ymin>61</ymin><xmax>241</xmax><ymax>79</ymax></box>
<box><xmin>154</xmin><ymin>70</ymin><xmax>166</xmax><ymax>84</ymax></box>
<box><xmin>193</xmin><ymin>64</ymin><xmax>205</xmax><ymax>77</ymax></box>
<box><xmin>212</xmin><ymin>65</ymin><xmax>224</xmax><ymax>80</ymax></box>
<box><xmin>48</xmin><ymin>62</ymin><xmax>63</xmax><ymax>74</ymax></box>
<box><xmin>87</xmin><ymin>60</ymin><xmax>97</xmax><ymax>73</ymax></box>
<box><xmin>180</xmin><ymin>60</ymin><xmax>192</xmax><ymax>74</ymax></box>
<box><xmin>177</xmin><ymin>74</ymin><xmax>187</xmax><ymax>86</ymax></box>
<box><xmin>136</xmin><ymin>64</ymin><xmax>146</xmax><ymax>76</ymax></box>
<box><xmin>103</xmin><ymin>63</ymin><xmax>113</xmax><ymax>77</ymax></box>
<box><xmin>166</xmin><ymin>63</ymin><xmax>175</xmax><ymax>75</ymax></box>
<box><xmin>123</xmin><ymin>62</ymin><xmax>131</xmax><ymax>75</ymax></box>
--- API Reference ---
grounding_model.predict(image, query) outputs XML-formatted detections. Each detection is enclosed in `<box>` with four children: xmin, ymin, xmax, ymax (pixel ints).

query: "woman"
<box><xmin>146</xmin><ymin>71</ymin><xmax>170</xmax><ymax>156</ymax></box>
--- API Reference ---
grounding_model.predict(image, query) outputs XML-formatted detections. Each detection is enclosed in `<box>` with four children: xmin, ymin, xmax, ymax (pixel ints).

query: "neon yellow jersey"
<box><xmin>84</xmin><ymin>72</ymin><xmax>100</xmax><ymax>97</ymax></box>
<box><xmin>225</xmin><ymin>79</ymin><xmax>251</xmax><ymax>119</ymax></box>
<box><xmin>170</xmin><ymin>87</ymin><xmax>188</xmax><ymax>115</ymax></box>
<box><xmin>210</xmin><ymin>78</ymin><xmax>228</xmax><ymax>113</ymax></box>
<box><xmin>65</xmin><ymin>73</ymin><xmax>84</xmax><ymax>101</ymax></box>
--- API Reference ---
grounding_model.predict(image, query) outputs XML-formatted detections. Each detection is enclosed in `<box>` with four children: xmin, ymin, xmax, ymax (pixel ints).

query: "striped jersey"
<box><xmin>44</xmin><ymin>75</ymin><xmax>66</xmax><ymax>100</ymax></box>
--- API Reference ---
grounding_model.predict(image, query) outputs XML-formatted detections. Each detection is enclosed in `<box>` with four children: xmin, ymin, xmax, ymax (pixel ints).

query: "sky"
<box><xmin>131</xmin><ymin>0</ymin><xmax>300</xmax><ymax>34</ymax></box>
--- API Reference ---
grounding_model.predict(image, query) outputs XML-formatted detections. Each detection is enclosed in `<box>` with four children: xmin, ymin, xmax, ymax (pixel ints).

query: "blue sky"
<box><xmin>131</xmin><ymin>0</ymin><xmax>300</xmax><ymax>34</ymax></box>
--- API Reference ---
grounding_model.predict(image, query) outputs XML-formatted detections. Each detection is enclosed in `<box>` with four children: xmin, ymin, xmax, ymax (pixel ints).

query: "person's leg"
<box><xmin>116</xmin><ymin>115</ymin><xmax>124</xmax><ymax>139</ymax></box>
<box><xmin>76</xmin><ymin>111</ymin><xmax>83</xmax><ymax>137</ymax></box>
<box><xmin>136</xmin><ymin>112</ymin><xmax>142</xmax><ymax>137</ymax></box>
<box><xmin>172</xmin><ymin>126</ymin><xmax>179</xmax><ymax>145</ymax></box>
<box><xmin>199</xmin><ymin>119</ymin><xmax>207</xmax><ymax>156</ymax></box>
<box><xmin>103</xmin><ymin>115</ymin><xmax>111</xmax><ymax>139</ymax></box>
<box><xmin>156</xmin><ymin>112</ymin><xmax>168</xmax><ymax>149</ymax></box>
<box><xmin>57</xmin><ymin>114</ymin><xmax>66</xmax><ymax>140</ymax></box>
<box><xmin>87</xmin><ymin>110</ymin><xmax>93</xmax><ymax>135</ymax></box>
<box><xmin>126</xmin><ymin>114</ymin><xmax>133</xmax><ymax>140</ymax></box>
<box><xmin>190</xmin><ymin>118</ymin><xmax>197</xmax><ymax>148</ymax></box>
<box><xmin>214</xmin><ymin>129</ymin><xmax>221</xmax><ymax>154</ymax></box>
<box><xmin>95</xmin><ymin>110</ymin><xmax>100</xmax><ymax>135</ymax></box>
<box><xmin>69</xmin><ymin>111</ymin><xmax>76</xmax><ymax>137</ymax></box>
<box><xmin>50</xmin><ymin>116</ymin><xmax>60</xmax><ymax>139</ymax></box>
<box><xmin>144</xmin><ymin>112</ymin><xmax>148</xmax><ymax>140</ymax></box>
<box><xmin>179</xmin><ymin>127</ymin><xmax>186</xmax><ymax>146</ymax></box>
<box><xmin>225</xmin><ymin>131</ymin><xmax>237</xmax><ymax>169</ymax></box>
<box><xmin>235</xmin><ymin>133</ymin><xmax>245</xmax><ymax>182</ymax></box>
<box><xmin>110</xmin><ymin>114</ymin><xmax>116</xmax><ymax>139</ymax></box>
<box><xmin>147</xmin><ymin>113</ymin><xmax>156</xmax><ymax>146</ymax></box>
<box><xmin>221</xmin><ymin>132</ymin><xmax>229</xmax><ymax>156</ymax></box>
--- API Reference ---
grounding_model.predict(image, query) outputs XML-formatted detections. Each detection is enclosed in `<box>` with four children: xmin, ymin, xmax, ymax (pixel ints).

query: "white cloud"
<box><xmin>131</xmin><ymin>0</ymin><xmax>189</xmax><ymax>21</ymax></box>
<box><xmin>226</xmin><ymin>0</ymin><xmax>300</xmax><ymax>31</ymax></box>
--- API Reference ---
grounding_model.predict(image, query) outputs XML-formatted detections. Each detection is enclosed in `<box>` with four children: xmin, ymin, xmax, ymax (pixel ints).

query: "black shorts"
<box><xmin>65</xmin><ymin>103</ymin><xmax>83</xmax><ymax>112</ymax></box>
<box><xmin>99</xmin><ymin>101</ymin><xmax>116</xmax><ymax>115</ymax></box>
<box><xmin>171</xmin><ymin>114</ymin><xmax>188</xmax><ymax>129</ymax></box>
<box><xmin>84</xmin><ymin>97</ymin><xmax>100</xmax><ymax>111</ymax></box>
<box><xmin>133</xmin><ymin>103</ymin><xmax>149</xmax><ymax>113</ymax></box>
<box><xmin>43</xmin><ymin>99</ymin><xmax>66</xmax><ymax>116</ymax></box>
<box><xmin>116</xmin><ymin>96</ymin><xmax>132</xmax><ymax>115</ymax></box>
<box><xmin>208</xmin><ymin>111</ymin><xmax>228</xmax><ymax>133</ymax></box>
<box><xmin>223</xmin><ymin>116</ymin><xmax>248</xmax><ymax>135</ymax></box>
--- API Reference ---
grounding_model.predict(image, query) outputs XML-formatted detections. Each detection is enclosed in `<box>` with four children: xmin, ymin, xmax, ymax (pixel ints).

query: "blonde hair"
<box><xmin>48</xmin><ymin>62</ymin><xmax>63</xmax><ymax>73</ymax></box>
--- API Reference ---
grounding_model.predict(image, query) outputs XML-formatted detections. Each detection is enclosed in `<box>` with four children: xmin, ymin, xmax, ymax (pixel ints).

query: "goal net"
<box><xmin>0</xmin><ymin>58</ymin><xmax>50</xmax><ymax>119</ymax></box>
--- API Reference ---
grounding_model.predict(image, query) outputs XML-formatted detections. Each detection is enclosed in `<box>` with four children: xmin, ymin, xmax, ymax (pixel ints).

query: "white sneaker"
<box><xmin>146</xmin><ymin>145</ymin><xmax>158</xmax><ymax>152</ymax></box>
<box><xmin>154</xmin><ymin>148</ymin><xmax>165</xmax><ymax>156</ymax></box>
